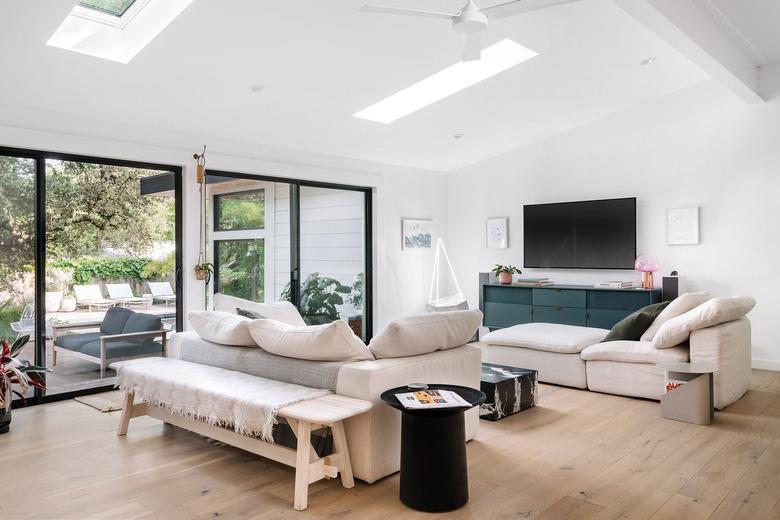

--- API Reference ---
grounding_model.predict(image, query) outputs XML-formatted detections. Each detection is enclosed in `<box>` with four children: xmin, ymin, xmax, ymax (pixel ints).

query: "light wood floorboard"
<box><xmin>2</xmin><ymin>369</ymin><xmax>780</xmax><ymax>519</ymax></box>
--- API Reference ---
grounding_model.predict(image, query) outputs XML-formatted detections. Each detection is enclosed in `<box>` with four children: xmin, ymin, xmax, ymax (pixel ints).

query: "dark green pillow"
<box><xmin>601</xmin><ymin>301</ymin><xmax>670</xmax><ymax>342</ymax></box>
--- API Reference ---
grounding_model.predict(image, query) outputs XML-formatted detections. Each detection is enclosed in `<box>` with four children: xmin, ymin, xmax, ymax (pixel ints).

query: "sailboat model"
<box><xmin>427</xmin><ymin>238</ymin><xmax>469</xmax><ymax>312</ymax></box>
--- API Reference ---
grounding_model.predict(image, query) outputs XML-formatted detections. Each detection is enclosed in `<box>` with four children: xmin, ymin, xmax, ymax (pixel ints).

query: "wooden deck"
<box><xmin>2</xmin><ymin>369</ymin><xmax>779</xmax><ymax>519</ymax></box>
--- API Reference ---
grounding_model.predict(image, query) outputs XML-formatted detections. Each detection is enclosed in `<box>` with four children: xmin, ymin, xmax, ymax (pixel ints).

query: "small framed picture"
<box><xmin>486</xmin><ymin>217</ymin><xmax>508</xmax><ymax>249</ymax></box>
<box><xmin>667</xmin><ymin>207</ymin><xmax>700</xmax><ymax>245</ymax></box>
<box><xmin>402</xmin><ymin>219</ymin><xmax>433</xmax><ymax>250</ymax></box>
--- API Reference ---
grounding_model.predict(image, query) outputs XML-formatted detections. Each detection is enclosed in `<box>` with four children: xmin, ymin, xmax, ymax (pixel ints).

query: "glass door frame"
<box><xmin>0</xmin><ymin>145</ymin><xmax>183</xmax><ymax>406</ymax></box>
<box><xmin>205</xmin><ymin>169</ymin><xmax>374</xmax><ymax>340</ymax></box>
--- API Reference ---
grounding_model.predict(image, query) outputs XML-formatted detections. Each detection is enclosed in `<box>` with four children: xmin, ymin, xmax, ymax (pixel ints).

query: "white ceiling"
<box><xmin>707</xmin><ymin>0</ymin><xmax>780</xmax><ymax>64</ymax></box>
<box><xmin>0</xmin><ymin>0</ymin><xmax>716</xmax><ymax>171</ymax></box>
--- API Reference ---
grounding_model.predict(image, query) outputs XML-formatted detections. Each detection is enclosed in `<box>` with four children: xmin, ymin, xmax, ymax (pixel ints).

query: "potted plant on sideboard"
<box><xmin>492</xmin><ymin>264</ymin><xmax>522</xmax><ymax>285</ymax></box>
<box><xmin>1</xmin><ymin>335</ymin><xmax>49</xmax><ymax>434</ymax></box>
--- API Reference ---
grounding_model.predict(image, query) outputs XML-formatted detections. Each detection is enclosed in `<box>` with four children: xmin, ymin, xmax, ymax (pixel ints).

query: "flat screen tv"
<box><xmin>523</xmin><ymin>197</ymin><xmax>636</xmax><ymax>269</ymax></box>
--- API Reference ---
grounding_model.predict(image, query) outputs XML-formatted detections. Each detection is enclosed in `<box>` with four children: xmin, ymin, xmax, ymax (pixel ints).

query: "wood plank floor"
<box><xmin>2</xmin><ymin>369</ymin><xmax>780</xmax><ymax>520</ymax></box>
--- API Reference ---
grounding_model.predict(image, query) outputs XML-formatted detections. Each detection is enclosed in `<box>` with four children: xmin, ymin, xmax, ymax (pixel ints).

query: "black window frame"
<box><xmin>213</xmin><ymin>237</ymin><xmax>266</xmax><ymax>304</ymax></box>
<box><xmin>213</xmin><ymin>188</ymin><xmax>267</xmax><ymax>232</ymax></box>
<box><xmin>205</xmin><ymin>170</ymin><xmax>374</xmax><ymax>340</ymax></box>
<box><xmin>0</xmin><ymin>145</ymin><xmax>183</xmax><ymax>407</ymax></box>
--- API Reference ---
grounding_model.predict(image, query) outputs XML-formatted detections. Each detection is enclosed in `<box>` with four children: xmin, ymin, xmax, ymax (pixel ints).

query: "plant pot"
<box><xmin>0</xmin><ymin>407</ymin><xmax>10</xmax><ymax>435</ymax></box>
<box><xmin>498</xmin><ymin>272</ymin><xmax>513</xmax><ymax>284</ymax></box>
<box><xmin>60</xmin><ymin>297</ymin><xmax>77</xmax><ymax>312</ymax></box>
<box><xmin>348</xmin><ymin>315</ymin><xmax>363</xmax><ymax>337</ymax></box>
<box><xmin>194</xmin><ymin>269</ymin><xmax>211</xmax><ymax>282</ymax></box>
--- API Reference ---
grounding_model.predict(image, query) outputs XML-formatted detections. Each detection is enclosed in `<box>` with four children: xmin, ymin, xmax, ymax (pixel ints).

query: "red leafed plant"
<box><xmin>1</xmin><ymin>335</ymin><xmax>49</xmax><ymax>410</ymax></box>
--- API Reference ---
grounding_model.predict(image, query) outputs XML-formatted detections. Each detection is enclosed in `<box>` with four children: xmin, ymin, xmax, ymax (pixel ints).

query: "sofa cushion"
<box><xmin>56</xmin><ymin>331</ymin><xmax>102</xmax><ymax>352</ymax></box>
<box><xmin>100</xmin><ymin>307</ymin><xmax>134</xmax><ymax>334</ymax></box>
<box><xmin>482</xmin><ymin>323</ymin><xmax>608</xmax><ymax>354</ymax></box>
<box><xmin>652</xmin><ymin>296</ymin><xmax>756</xmax><ymax>349</ymax></box>
<box><xmin>640</xmin><ymin>291</ymin><xmax>711</xmax><ymax>341</ymax></box>
<box><xmin>123</xmin><ymin>313</ymin><xmax>162</xmax><ymax>334</ymax></box>
<box><xmin>368</xmin><ymin>310</ymin><xmax>482</xmax><ymax>359</ymax></box>
<box><xmin>602</xmin><ymin>301</ymin><xmax>669</xmax><ymax>342</ymax></box>
<box><xmin>188</xmin><ymin>311</ymin><xmax>256</xmax><ymax>346</ymax></box>
<box><xmin>248</xmin><ymin>319</ymin><xmax>373</xmax><ymax>361</ymax></box>
<box><xmin>213</xmin><ymin>293</ymin><xmax>306</xmax><ymax>327</ymax></box>
<box><xmin>582</xmin><ymin>340</ymin><xmax>689</xmax><ymax>364</ymax></box>
<box><xmin>81</xmin><ymin>340</ymin><xmax>162</xmax><ymax>359</ymax></box>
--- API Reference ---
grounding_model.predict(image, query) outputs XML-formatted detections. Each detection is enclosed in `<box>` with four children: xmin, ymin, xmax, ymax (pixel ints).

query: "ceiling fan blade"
<box><xmin>361</xmin><ymin>5</ymin><xmax>456</xmax><ymax>19</ymax></box>
<box><xmin>462</xmin><ymin>33</ymin><xmax>482</xmax><ymax>62</ymax></box>
<box><xmin>482</xmin><ymin>0</ymin><xmax>581</xmax><ymax>20</ymax></box>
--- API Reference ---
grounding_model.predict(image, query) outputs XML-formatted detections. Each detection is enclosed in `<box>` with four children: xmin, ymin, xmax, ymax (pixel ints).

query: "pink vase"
<box><xmin>498</xmin><ymin>272</ymin><xmax>513</xmax><ymax>284</ymax></box>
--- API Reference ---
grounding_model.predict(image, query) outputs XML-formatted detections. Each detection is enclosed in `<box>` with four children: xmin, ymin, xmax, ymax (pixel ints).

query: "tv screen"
<box><xmin>523</xmin><ymin>198</ymin><xmax>636</xmax><ymax>269</ymax></box>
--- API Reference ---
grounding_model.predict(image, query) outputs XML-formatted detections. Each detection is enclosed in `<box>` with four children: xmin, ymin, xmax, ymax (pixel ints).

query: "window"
<box><xmin>214</xmin><ymin>189</ymin><xmax>265</xmax><ymax>231</ymax></box>
<box><xmin>214</xmin><ymin>239</ymin><xmax>265</xmax><ymax>303</ymax></box>
<box><xmin>79</xmin><ymin>0</ymin><xmax>137</xmax><ymax>17</ymax></box>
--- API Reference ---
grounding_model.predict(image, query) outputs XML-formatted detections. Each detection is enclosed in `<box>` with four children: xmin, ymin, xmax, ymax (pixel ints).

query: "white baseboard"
<box><xmin>752</xmin><ymin>358</ymin><xmax>780</xmax><ymax>371</ymax></box>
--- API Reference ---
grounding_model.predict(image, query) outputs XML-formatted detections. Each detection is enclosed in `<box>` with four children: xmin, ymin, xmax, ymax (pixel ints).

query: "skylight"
<box><xmin>353</xmin><ymin>39</ymin><xmax>538</xmax><ymax>124</ymax></box>
<box><xmin>47</xmin><ymin>0</ymin><xmax>194</xmax><ymax>63</ymax></box>
<box><xmin>79</xmin><ymin>0</ymin><xmax>137</xmax><ymax>17</ymax></box>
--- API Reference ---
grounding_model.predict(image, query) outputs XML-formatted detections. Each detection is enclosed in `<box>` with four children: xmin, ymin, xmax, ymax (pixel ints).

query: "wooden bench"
<box><xmin>117</xmin><ymin>390</ymin><xmax>372</xmax><ymax>511</ymax></box>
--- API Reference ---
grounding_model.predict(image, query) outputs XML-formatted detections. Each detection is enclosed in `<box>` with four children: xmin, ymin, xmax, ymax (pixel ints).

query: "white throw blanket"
<box><xmin>115</xmin><ymin>358</ymin><xmax>331</xmax><ymax>441</ymax></box>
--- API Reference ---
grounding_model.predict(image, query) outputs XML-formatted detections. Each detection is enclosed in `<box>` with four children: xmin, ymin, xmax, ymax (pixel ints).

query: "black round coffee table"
<box><xmin>380</xmin><ymin>384</ymin><xmax>486</xmax><ymax>512</ymax></box>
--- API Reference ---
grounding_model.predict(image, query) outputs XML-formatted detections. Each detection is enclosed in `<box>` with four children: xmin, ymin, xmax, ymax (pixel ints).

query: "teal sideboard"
<box><xmin>479</xmin><ymin>277</ymin><xmax>662</xmax><ymax>330</ymax></box>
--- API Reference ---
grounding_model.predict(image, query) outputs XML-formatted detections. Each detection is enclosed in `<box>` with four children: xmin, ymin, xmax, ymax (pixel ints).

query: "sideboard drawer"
<box><xmin>586</xmin><ymin>309</ymin><xmax>632</xmax><ymax>329</ymax></box>
<box><xmin>587</xmin><ymin>290</ymin><xmax>654</xmax><ymax>311</ymax></box>
<box><xmin>533</xmin><ymin>288</ymin><xmax>587</xmax><ymax>309</ymax></box>
<box><xmin>532</xmin><ymin>306</ymin><xmax>587</xmax><ymax>326</ymax></box>
<box><xmin>484</xmin><ymin>302</ymin><xmax>532</xmax><ymax>328</ymax></box>
<box><xmin>484</xmin><ymin>286</ymin><xmax>533</xmax><ymax>305</ymax></box>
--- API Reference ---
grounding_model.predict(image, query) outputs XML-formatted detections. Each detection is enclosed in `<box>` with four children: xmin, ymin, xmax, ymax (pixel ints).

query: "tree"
<box><xmin>0</xmin><ymin>156</ymin><xmax>35</xmax><ymax>294</ymax></box>
<box><xmin>45</xmin><ymin>161</ymin><xmax>174</xmax><ymax>259</ymax></box>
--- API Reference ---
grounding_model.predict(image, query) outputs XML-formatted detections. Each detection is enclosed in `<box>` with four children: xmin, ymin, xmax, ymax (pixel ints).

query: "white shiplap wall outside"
<box><xmin>275</xmin><ymin>185</ymin><xmax>365</xmax><ymax>318</ymax></box>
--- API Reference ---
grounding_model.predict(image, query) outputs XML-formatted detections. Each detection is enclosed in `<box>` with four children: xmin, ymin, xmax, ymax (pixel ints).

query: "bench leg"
<box><xmin>294</xmin><ymin>420</ymin><xmax>312</xmax><ymax>511</ymax></box>
<box><xmin>117</xmin><ymin>390</ymin><xmax>134</xmax><ymax>436</ymax></box>
<box><xmin>331</xmin><ymin>421</ymin><xmax>355</xmax><ymax>489</ymax></box>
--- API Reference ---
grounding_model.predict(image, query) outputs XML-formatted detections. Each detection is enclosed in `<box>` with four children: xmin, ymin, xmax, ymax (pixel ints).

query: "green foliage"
<box><xmin>217</xmin><ymin>240</ymin><xmax>264</xmax><ymax>302</ymax></box>
<box><xmin>141</xmin><ymin>252</ymin><xmax>175</xmax><ymax>281</ymax></box>
<box><xmin>345</xmin><ymin>273</ymin><xmax>364</xmax><ymax>312</ymax></box>
<box><xmin>0</xmin><ymin>300</ymin><xmax>24</xmax><ymax>343</ymax></box>
<box><xmin>215</xmin><ymin>190</ymin><xmax>265</xmax><ymax>231</ymax></box>
<box><xmin>0</xmin><ymin>157</ymin><xmax>35</xmax><ymax>294</ymax></box>
<box><xmin>50</xmin><ymin>257</ymin><xmax>151</xmax><ymax>285</ymax></box>
<box><xmin>45</xmin><ymin>161</ymin><xmax>174</xmax><ymax>259</ymax></box>
<box><xmin>491</xmin><ymin>264</ymin><xmax>522</xmax><ymax>276</ymax></box>
<box><xmin>282</xmin><ymin>273</ymin><xmax>351</xmax><ymax>324</ymax></box>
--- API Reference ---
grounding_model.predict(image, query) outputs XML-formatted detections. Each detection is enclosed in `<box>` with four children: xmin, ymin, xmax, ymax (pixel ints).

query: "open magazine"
<box><xmin>395</xmin><ymin>389</ymin><xmax>471</xmax><ymax>410</ymax></box>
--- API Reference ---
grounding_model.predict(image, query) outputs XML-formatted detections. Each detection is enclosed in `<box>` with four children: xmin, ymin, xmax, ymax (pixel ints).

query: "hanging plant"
<box><xmin>194</xmin><ymin>262</ymin><xmax>213</xmax><ymax>283</ymax></box>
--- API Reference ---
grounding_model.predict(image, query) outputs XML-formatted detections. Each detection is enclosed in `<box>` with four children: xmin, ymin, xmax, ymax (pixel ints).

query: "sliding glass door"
<box><xmin>206</xmin><ymin>171</ymin><xmax>372</xmax><ymax>341</ymax></box>
<box><xmin>0</xmin><ymin>147</ymin><xmax>182</xmax><ymax>404</ymax></box>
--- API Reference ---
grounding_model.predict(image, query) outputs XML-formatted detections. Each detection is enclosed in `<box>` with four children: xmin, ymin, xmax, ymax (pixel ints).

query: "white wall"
<box><xmin>447</xmin><ymin>68</ymin><xmax>780</xmax><ymax>369</ymax></box>
<box><xmin>0</xmin><ymin>120</ymin><xmax>447</xmax><ymax>334</ymax></box>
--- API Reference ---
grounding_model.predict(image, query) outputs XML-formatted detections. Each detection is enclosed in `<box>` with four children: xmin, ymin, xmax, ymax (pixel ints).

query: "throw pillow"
<box><xmin>368</xmin><ymin>310</ymin><xmax>482</xmax><ymax>359</ymax></box>
<box><xmin>237</xmin><ymin>308</ymin><xmax>263</xmax><ymax>319</ymax></box>
<box><xmin>213</xmin><ymin>293</ymin><xmax>306</xmax><ymax>326</ymax></box>
<box><xmin>247</xmin><ymin>319</ymin><xmax>373</xmax><ymax>361</ymax></box>
<box><xmin>188</xmin><ymin>311</ymin><xmax>255</xmax><ymax>346</ymax></box>
<box><xmin>640</xmin><ymin>291</ymin><xmax>711</xmax><ymax>341</ymax></box>
<box><xmin>652</xmin><ymin>296</ymin><xmax>756</xmax><ymax>349</ymax></box>
<box><xmin>601</xmin><ymin>301</ymin><xmax>670</xmax><ymax>342</ymax></box>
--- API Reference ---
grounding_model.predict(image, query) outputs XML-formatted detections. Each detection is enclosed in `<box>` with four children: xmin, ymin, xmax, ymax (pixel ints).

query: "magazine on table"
<box><xmin>395</xmin><ymin>389</ymin><xmax>471</xmax><ymax>409</ymax></box>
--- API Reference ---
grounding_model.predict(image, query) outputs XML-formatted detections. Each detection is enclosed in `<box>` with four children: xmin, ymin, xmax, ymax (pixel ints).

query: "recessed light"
<box><xmin>248</xmin><ymin>85</ymin><xmax>265</xmax><ymax>93</ymax></box>
<box><xmin>640</xmin><ymin>57</ymin><xmax>656</xmax><ymax>66</ymax></box>
<box><xmin>353</xmin><ymin>39</ymin><xmax>538</xmax><ymax>124</ymax></box>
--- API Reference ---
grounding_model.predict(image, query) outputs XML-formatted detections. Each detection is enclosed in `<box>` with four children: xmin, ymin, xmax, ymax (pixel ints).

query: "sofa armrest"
<box><xmin>689</xmin><ymin>317</ymin><xmax>751</xmax><ymax>409</ymax></box>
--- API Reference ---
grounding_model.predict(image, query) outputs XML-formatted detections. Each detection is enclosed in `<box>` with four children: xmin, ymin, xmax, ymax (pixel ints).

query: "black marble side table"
<box><xmin>479</xmin><ymin>363</ymin><xmax>538</xmax><ymax>421</ymax></box>
<box><xmin>380</xmin><ymin>384</ymin><xmax>485</xmax><ymax>512</ymax></box>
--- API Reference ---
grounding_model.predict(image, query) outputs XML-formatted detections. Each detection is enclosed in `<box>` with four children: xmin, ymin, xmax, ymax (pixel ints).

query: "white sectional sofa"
<box><xmin>170</xmin><ymin>294</ymin><xmax>482</xmax><ymax>484</ymax></box>
<box><xmin>482</xmin><ymin>295</ymin><xmax>755</xmax><ymax>409</ymax></box>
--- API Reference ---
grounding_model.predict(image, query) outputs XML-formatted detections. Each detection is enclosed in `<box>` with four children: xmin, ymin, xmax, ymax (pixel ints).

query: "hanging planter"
<box><xmin>194</xmin><ymin>262</ymin><xmax>213</xmax><ymax>283</ymax></box>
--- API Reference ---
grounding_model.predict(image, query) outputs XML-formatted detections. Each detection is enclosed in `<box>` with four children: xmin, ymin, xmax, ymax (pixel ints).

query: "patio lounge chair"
<box><xmin>148</xmin><ymin>282</ymin><xmax>176</xmax><ymax>306</ymax></box>
<box><xmin>53</xmin><ymin>306</ymin><xmax>168</xmax><ymax>378</ymax></box>
<box><xmin>74</xmin><ymin>284</ymin><xmax>115</xmax><ymax>312</ymax></box>
<box><xmin>106</xmin><ymin>283</ymin><xmax>146</xmax><ymax>307</ymax></box>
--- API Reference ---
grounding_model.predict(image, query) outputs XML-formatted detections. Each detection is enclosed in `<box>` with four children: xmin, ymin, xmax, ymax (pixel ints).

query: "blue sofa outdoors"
<box><xmin>54</xmin><ymin>307</ymin><xmax>168</xmax><ymax>377</ymax></box>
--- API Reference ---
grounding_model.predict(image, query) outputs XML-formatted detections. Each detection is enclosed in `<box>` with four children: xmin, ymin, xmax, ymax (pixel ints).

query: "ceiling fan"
<box><xmin>361</xmin><ymin>0</ymin><xmax>580</xmax><ymax>61</ymax></box>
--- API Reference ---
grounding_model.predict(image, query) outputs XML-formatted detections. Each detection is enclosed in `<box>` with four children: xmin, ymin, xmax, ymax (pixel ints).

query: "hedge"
<box><xmin>50</xmin><ymin>257</ymin><xmax>153</xmax><ymax>285</ymax></box>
